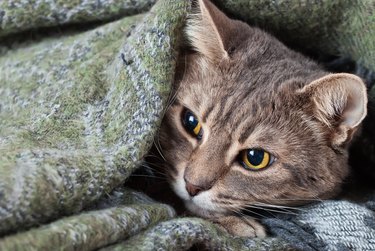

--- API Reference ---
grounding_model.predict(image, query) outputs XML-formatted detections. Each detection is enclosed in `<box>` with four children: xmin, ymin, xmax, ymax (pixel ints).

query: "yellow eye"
<box><xmin>182</xmin><ymin>110</ymin><xmax>203</xmax><ymax>139</ymax></box>
<box><xmin>241</xmin><ymin>149</ymin><xmax>274</xmax><ymax>170</ymax></box>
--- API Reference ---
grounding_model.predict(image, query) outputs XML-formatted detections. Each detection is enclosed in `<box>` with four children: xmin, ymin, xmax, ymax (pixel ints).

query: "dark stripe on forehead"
<box><xmin>220</xmin><ymin>92</ymin><xmax>232</xmax><ymax>112</ymax></box>
<box><xmin>202</xmin><ymin>103</ymin><xmax>215</xmax><ymax>122</ymax></box>
<box><xmin>222</xmin><ymin>86</ymin><xmax>257</xmax><ymax>126</ymax></box>
<box><xmin>239</xmin><ymin>84</ymin><xmax>256</xmax><ymax>103</ymax></box>
<box><xmin>218</xmin><ymin>73</ymin><xmax>262</xmax><ymax>129</ymax></box>
<box><xmin>211</xmin><ymin>91</ymin><xmax>234</xmax><ymax>122</ymax></box>
<box><xmin>239</xmin><ymin>121</ymin><xmax>256</xmax><ymax>144</ymax></box>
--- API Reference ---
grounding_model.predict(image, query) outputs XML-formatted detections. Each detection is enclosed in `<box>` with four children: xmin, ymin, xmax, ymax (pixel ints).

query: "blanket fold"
<box><xmin>0</xmin><ymin>0</ymin><xmax>188</xmax><ymax>237</ymax></box>
<box><xmin>0</xmin><ymin>0</ymin><xmax>156</xmax><ymax>38</ymax></box>
<box><xmin>0</xmin><ymin>189</ymin><xmax>175</xmax><ymax>251</ymax></box>
<box><xmin>0</xmin><ymin>0</ymin><xmax>374</xmax><ymax>250</ymax></box>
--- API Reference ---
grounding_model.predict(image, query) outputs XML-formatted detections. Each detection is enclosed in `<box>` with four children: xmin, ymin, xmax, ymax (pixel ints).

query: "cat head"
<box><xmin>158</xmin><ymin>0</ymin><xmax>367</xmax><ymax>216</ymax></box>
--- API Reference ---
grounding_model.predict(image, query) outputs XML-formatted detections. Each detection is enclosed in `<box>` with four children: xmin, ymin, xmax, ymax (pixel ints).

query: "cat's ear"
<box><xmin>186</xmin><ymin>0</ymin><xmax>245</xmax><ymax>62</ymax></box>
<box><xmin>301</xmin><ymin>73</ymin><xmax>367</xmax><ymax>146</ymax></box>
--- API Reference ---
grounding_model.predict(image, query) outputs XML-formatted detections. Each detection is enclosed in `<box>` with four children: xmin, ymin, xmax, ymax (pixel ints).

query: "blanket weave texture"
<box><xmin>0</xmin><ymin>0</ymin><xmax>374</xmax><ymax>250</ymax></box>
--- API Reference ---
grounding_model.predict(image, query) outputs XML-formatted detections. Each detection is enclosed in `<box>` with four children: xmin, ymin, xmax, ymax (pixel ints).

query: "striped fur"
<box><xmin>157</xmin><ymin>0</ymin><xmax>367</xmax><ymax>237</ymax></box>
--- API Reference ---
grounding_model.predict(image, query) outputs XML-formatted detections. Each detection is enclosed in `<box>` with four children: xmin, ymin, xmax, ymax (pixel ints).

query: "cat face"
<box><xmin>158</xmin><ymin>0</ymin><xmax>367</xmax><ymax>217</ymax></box>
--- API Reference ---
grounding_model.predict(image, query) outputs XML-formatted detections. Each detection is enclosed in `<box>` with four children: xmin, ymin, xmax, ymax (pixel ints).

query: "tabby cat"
<box><xmin>157</xmin><ymin>0</ymin><xmax>368</xmax><ymax>237</ymax></box>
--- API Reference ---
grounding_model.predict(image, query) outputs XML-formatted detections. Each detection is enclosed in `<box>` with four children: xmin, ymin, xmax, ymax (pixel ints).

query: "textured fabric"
<box><xmin>0</xmin><ymin>0</ymin><xmax>157</xmax><ymax>37</ymax></box>
<box><xmin>0</xmin><ymin>189</ymin><xmax>175</xmax><ymax>251</ymax></box>
<box><xmin>263</xmin><ymin>201</ymin><xmax>375</xmax><ymax>251</ymax></box>
<box><xmin>0</xmin><ymin>0</ymin><xmax>374</xmax><ymax>250</ymax></box>
<box><xmin>215</xmin><ymin>0</ymin><xmax>375</xmax><ymax>71</ymax></box>
<box><xmin>0</xmin><ymin>0</ymin><xmax>188</xmax><ymax>242</ymax></box>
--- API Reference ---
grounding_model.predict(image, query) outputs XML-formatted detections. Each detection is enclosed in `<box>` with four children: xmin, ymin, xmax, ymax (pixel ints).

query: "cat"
<box><xmin>155</xmin><ymin>0</ymin><xmax>368</xmax><ymax>237</ymax></box>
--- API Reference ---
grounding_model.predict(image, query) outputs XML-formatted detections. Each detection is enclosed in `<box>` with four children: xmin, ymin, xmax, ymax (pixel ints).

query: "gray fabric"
<box><xmin>263</xmin><ymin>198</ymin><xmax>375</xmax><ymax>251</ymax></box>
<box><xmin>0</xmin><ymin>0</ymin><xmax>375</xmax><ymax>250</ymax></box>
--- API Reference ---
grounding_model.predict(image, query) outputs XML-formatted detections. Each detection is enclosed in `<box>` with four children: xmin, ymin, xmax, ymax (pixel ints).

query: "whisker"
<box><xmin>141</xmin><ymin>161</ymin><xmax>164</xmax><ymax>168</ymax></box>
<box><xmin>244</xmin><ymin>205</ymin><xmax>298</xmax><ymax>216</ymax></box>
<box><xmin>269</xmin><ymin>197</ymin><xmax>324</xmax><ymax>202</ymax></box>
<box><xmin>153</xmin><ymin>137</ymin><xmax>166</xmax><ymax>161</ymax></box>
<box><xmin>226</xmin><ymin>206</ymin><xmax>262</xmax><ymax>221</ymax></box>
<box><xmin>236</xmin><ymin>205</ymin><xmax>270</xmax><ymax>219</ymax></box>
<box><xmin>144</xmin><ymin>153</ymin><xmax>164</xmax><ymax>159</ymax></box>
<box><xmin>242</xmin><ymin>205</ymin><xmax>278</xmax><ymax>217</ymax></box>
<box><xmin>254</xmin><ymin>202</ymin><xmax>309</xmax><ymax>213</ymax></box>
<box><xmin>138</xmin><ymin>164</ymin><xmax>167</xmax><ymax>177</ymax></box>
<box><xmin>214</xmin><ymin>200</ymin><xmax>266</xmax><ymax>220</ymax></box>
<box><xmin>214</xmin><ymin>197</ymin><xmax>303</xmax><ymax>217</ymax></box>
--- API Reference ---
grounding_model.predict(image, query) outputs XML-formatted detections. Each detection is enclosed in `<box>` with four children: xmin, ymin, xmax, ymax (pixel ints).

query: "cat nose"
<box><xmin>184</xmin><ymin>177</ymin><xmax>212</xmax><ymax>197</ymax></box>
<box><xmin>185</xmin><ymin>180</ymin><xmax>203</xmax><ymax>197</ymax></box>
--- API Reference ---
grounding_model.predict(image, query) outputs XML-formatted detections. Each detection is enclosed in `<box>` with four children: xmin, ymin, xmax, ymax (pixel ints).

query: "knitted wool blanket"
<box><xmin>0</xmin><ymin>0</ymin><xmax>374</xmax><ymax>250</ymax></box>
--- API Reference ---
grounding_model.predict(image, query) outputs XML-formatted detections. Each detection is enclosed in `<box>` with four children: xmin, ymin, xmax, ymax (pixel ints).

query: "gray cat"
<box><xmin>155</xmin><ymin>0</ymin><xmax>367</xmax><ymax>237</ymax></box>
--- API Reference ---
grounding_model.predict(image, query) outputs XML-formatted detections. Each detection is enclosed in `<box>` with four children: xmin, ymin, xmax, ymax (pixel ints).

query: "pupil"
<box><xmin>248</xmin><ymin>149</ymin><xmax>264</xmax><ymax>166</ymax></box>
<box><xmin>185</xmin><ymin>112</ymin><xmax>198</xmax><ymax>130</ymax></box>
<box><xmin>188</xmin><ymin>115</ymin><xmax>196</xmax><ymax>125</ymax></box>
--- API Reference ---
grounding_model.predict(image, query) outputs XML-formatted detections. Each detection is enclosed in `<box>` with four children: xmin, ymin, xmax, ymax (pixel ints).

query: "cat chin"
<box><xmin>185</xmin><ymin>201</ymin><xmax>227</xmax><ymax>218</ymax></box>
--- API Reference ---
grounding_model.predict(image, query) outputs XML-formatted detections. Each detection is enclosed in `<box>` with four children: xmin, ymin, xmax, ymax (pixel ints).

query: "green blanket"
<box><xmin>0</xmin><ymin>0</ymin><xmax>374</xmax><ymax>250</ymax></box>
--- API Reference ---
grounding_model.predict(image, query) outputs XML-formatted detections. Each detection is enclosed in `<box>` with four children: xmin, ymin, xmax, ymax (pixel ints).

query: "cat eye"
<box><xmin>240</xmin><ymin>149</ymin><xmax>274</xmax><ymax>170</ymax></box>
<box><xmin>182</xmin><ymin>110</ymin><xmax>203</xmax><ymax>140</ymax></box>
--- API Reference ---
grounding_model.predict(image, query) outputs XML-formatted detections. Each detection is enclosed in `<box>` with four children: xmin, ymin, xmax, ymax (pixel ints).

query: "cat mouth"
<box><xmin>184</xmin><ymin>199</ymin><xmax>227</xmax><ymax>218</ymax></box>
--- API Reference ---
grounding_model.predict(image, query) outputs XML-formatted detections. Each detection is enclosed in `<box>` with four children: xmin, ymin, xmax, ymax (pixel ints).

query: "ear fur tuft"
<box><xmin>185</xmin><ymin>0</ymin><xmax>234</xmax><ymax>62</ymax></box>
<box><xmin>301</xmin><ymin>73</ymin><xmax>367</xmax><ymax>145</ymax></box>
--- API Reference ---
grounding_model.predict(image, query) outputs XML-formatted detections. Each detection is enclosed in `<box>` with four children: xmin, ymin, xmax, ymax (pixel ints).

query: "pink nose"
<box><xmin>185</xmin><ymin>181</ymin><xmax>203</xmax><ymax>197</ymax></box>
